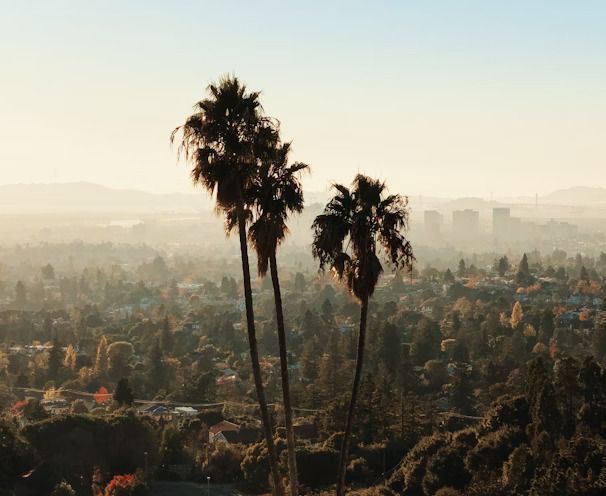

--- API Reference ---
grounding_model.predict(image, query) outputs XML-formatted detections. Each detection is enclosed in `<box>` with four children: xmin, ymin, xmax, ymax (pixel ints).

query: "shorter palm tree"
<box><xmin>249</xmin><ymin>142</ymin><xmax>309</xmax><ymax>496</ymax></box>
<box><xmin>312</xmin><ymin>174</ymin><xmax>414</xmax><ymax>496</ymax></box>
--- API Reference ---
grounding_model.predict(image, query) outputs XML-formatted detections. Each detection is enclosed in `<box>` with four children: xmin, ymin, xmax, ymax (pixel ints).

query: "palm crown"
<box><xmin>312</xmin><ymin>174</ymin><xmax>414</xmax><ymax>301</ymax></box>
<box><xmin>249</xmin><ymin>142</ymin><xmax>309</xmax><ymax>275</ymax></box>
<box><xmin>170</xmin><ymin>76</ymin><xmax>277</xmax><ymax>216</ymax></box>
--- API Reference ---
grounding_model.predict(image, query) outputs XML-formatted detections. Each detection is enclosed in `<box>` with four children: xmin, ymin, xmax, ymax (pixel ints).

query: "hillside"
<box><xmin>541</xmin><ymin>186</ymin><xmax>606</xmax><ymax>205</ymax></box>
<box><xmin>0</xmin><ymin>182</ymin><xmax>212</xmax><ymax>213</ymax></box>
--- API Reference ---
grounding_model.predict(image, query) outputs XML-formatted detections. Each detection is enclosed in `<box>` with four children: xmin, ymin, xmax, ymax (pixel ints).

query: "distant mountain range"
<box><xmin>0</xmin><ymin>182</ymin><xmax>212</xmax><ymax>213</ymax></box>
<box><xmin>540</xmin><ymin>187</ymin><xmax>606</xmax><ymax>205</ymax></box>
<box><xmin>1</xmin><ymin>182</ymin><xmax>605</xmax><ymax>214</ymax></box>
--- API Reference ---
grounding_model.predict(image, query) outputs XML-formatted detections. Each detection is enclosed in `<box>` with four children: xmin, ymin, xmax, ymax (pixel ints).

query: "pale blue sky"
<box><xmin>1</xmin><ymin>1</ymin><xmax>605</xmax><ymax>197</ymax></box>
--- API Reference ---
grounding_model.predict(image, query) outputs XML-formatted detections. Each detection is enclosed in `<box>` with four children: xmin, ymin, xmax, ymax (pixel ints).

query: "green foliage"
<box><xmin>203</xmin><ymin>443</ymin><xmax>244</xmax><ymax>483</ymax></box>
<box><xmin>388</xmin><ymin>432</ymin><xmax>450</xmax><ymax>494</ymax></box>
<box><xmin>423</xmin><ymin>446</ymin><xmax>470</xmax><ymax>495</ymax></box>
<box><xmin>50</xmin><ymin>480</ymin><xmax>76</xmax><ymax>496</ymax></box>
<box><xmin>465</xmin><ymin>426</ymin><xmax>525</xmax><ymax>473</ymax></box>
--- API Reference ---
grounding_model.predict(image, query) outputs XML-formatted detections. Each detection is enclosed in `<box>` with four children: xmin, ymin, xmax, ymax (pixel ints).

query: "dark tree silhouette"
<box><xmin>113</xmin><ymin>378</ymin><xmax>134</xmax><ymax>407</ymax></box>
<box><xmin>249</xmin><ymin>141</ymin><xmax>309</xmax><ymax>496</ymax></box>
<box><xmin>171</xmin><ymin>75</ymin><xmax>283</xmax><ymax>495</ymax></box>
<box><xmin>312</xmin><ymin>174</ymin><xmax>414</xmax><ymax>496</ymax></box>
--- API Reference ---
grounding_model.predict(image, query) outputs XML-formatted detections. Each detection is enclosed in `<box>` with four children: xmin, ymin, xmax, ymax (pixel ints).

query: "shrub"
<box><xmin>347</xmin><ymin>457</ymin><xmax>370</xmax><ymax>482</ymax></box>
<box><xmin>466</xmin><ymin>426</ymin><xmax>525</xmax><ymax>474</ymax></box>
<box><xmin>104</xmin><ymin>474</ymin><xmax>146</xmax><ymax>496</ymax></box>
<box><xmin>422</xmin><ymin>446</ymin><xmax>470</xmax><ymax>495</ymax></box>
<box><xmin>203</xmin><ymin>442</ymin><xmax>244</xmax><ymax>483</ymax></box>
<box><xmin>388</xmin><ymin>432</ymin><xmax>450</xmax><ymax>495</ymax></box>
<box><xmin>50</xmin><ymin>481</ymin><xmax>76</xmax><ymax>496</ymax></box>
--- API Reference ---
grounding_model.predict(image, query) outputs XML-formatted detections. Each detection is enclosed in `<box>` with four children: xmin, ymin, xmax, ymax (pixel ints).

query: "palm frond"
<box><xmin>312</xmin><ymin>174</ymin><xmax>414</xmax><ymax>301</ymax></box>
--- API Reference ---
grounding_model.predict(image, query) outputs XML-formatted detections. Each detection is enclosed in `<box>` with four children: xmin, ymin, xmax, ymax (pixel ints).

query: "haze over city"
<box><xmin>2</xmin><ymin>3</ymin><xmax>606</xmax><ymax>496</ymax></box>
<box><xmin>2</xmin><ymin>1</ymin><xmax>606</xmax><ymax>197</ymax></box>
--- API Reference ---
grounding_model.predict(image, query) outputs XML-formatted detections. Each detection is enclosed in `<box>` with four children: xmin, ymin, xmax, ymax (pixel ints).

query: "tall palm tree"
<box><xmin>249</xmin><ymin>142</ymin><xmax>309</xmax><ymax>496</ymax></box>
<box><xmin>312</xmin><ymin>174</ymin><xmax>414</xmax><ymax>496</ymax></box>
<box><xmin>171</xmin><ymin>76</ymin><xmax>284</xmax><ymax>496</ymax></box>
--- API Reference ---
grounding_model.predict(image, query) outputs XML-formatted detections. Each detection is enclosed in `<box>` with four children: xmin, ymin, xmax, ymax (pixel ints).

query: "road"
<box><xmin>149</xmin><ymin>481</ymin><xmax>244</xmax><ymax>496</ymax></box>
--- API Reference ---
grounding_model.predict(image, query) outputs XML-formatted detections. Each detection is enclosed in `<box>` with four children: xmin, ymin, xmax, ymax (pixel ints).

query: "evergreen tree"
<box><xmin>47</xmin><ymin>339</ymin><xmax>63</xmax><ymax>380</ymax></box>
<box><xmin>148</xmin><ymin>338</ymin><xmax>166</xmax><ymax>392</ymax></box>
<box><xmin>450</xmin><ymin>366</ymin><xmax>474</xmax><ymax>414</ymax></box>
<box><xmin>539</xmin><ymin>308</ymin><xmax>555</xmax><ymax>343</ymax></box>
<box><xmin>113</xmin><ymin>378</ymin><xmax>134</xmax><ymax>407</ymax></box>
<box><xmin>516</xmin><ymin>253</ymin><xmax>533</xmax><ymax>285</ymax></box>
<box><xmin>14</xmin><ymin>281</ymin><xmax>27</xmax><ymax>308</ymax></box>
<box><xmin>443</xmin><ymin>268</ymin><xmax>455</xmax><ymax>284</ymax></box>
<box><xmin>497</xmin><ymin>256</ymin><xmax>510</xmax><ymax>277</ymax></box>
<box><xmin>379</xmin><ymin>323</ymin><xmax>401</xmax><ymax>371</ymax></box>
<box><xmin>160</xmin><ymin>316</ymin><xmax>174</xmax><ymax>354</ymax></box>
<box><xmin>300</xmin><ymin>339</ymin><xmax>319</xmax><ymax>383</ymax></box>
<box><xmin>457</xmin><ymin>259</ymin><xmax>467</xmax><ymax>277</ymax></box>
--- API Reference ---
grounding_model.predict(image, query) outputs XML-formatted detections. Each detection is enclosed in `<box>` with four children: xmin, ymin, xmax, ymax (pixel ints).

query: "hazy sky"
<box><xmin>1</xmin><ymin>1</ymin><xmax>605</xmax><ymax>198</ymax></box>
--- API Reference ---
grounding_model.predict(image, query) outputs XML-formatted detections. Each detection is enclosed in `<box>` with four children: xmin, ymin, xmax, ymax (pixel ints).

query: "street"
<box><xmin>149</xmin><ymin>481</ymin><xmax>244</xmax><ymax>496</ymax></box>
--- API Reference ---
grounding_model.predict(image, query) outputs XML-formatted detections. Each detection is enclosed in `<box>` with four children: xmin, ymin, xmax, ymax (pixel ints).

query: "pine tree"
<box><xmin>450</xmin><ymin>366</ymin><xmax>474</xmax><ymax>414</ymax></box>
<box><xmin>160</xmin><ymin>316</ymin><xmax>173</xmax><ymax>354</ymax></box>
<box><xmin>14</xmin><ymin>281</ymin><xmax>27</xmax><ymax>308</ymax></box>
<box><xmin>379</xmin><ymin>323</ymin><xmax>401</xmax><ymax>371</ymax></box>
<box><xmin>516</xmin><ymin>253</ymin><xmax>533</xmax><ymax>285</ymax></box>
<box><xmin>300</xmin><ymin>338</ymin><xmax>319</xmax><ymax>383</ymax></box>
<box><xmin>580</xmin><ymin>265</ymin><xmax>589</xmax><ymax>282</ymax></box>
<box><xmin>148</xmin><ymin>338</ymin><xmax>166</xmax><ymax>392</ymax></box>
<box><xmin>457</xmin><ymin>259</ymin><xmax>467</xmax><ymax>277</ymax></box>
<box><xmin>47</xmin><ymin>340</ymin><xmax>63</xmax><ymax>380</ymax></box>
<box><xmin>443</xmin><ymin>268</ymin><xmax>455</xmax><ymax>284</ymax></box>
<box><xmin>497</xmin><ymin>256</ymin><xmax>510</xmax><ymax>277</ymax></box>
<box><xmin>113</xmin><ymin>378</ymin><xmax>134</xmax><ymax>407</ymax></box>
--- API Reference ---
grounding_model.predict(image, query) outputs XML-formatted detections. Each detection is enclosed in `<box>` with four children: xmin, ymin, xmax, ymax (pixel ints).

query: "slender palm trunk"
<box><xmin>336</xmin><ymin>297</ymin><xmax>369</xmax><ymax>496</ymax></box>
<box><xmin>237</xmin><ymin>207</ymin><xmax>283</xmax><ymax>496</ymax></box>
<box><xmin>269</xmin><ymin>252</ymin><xmax>299</xmax><ymax>496</ymax></box>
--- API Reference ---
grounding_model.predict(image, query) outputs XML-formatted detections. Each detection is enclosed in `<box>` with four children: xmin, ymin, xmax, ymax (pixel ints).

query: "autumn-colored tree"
<box><xmin>103</xmin><ymin>474</ymin><xmax>144</xmax><ymax>496</ymax></box>
<box><xmin>95</xmin><ymin>335</ymin><xmax>109</xmax><ymax>376</ymax></box>
<box><xmin>511</xmin><ymin>301</ymin><xmax>523</xmax><ymax>329</ymax></box>
<box><xmin>63</xmin><ymin>344</ymin><xmax>77</xmax><ymax>370</ymax></box>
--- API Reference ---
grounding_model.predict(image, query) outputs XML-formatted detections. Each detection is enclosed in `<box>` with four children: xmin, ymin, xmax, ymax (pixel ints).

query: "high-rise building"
<box><xmin>493</xmin><ymin>207</ymin><xmax>510</xmax><ymax>238</ymax></box>
<box><xmin>452</xmin><ymin>209</ymin><xmax>479</xmax><ymax>235</ymax></box>
<box><xmin>424</xmin><ymin>210</ymin><xmax>443</xmax><ymax>238</ymax></box>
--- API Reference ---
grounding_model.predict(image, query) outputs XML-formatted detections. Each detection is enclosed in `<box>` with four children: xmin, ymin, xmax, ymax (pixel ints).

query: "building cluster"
<box><xmin>423</xmin><ymin>207</ymin><xmax>579</xmax><ymax>246</ymax></box>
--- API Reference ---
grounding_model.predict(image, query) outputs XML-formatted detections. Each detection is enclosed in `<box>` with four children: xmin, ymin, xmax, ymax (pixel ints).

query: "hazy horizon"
<box><xmin>2</xmin><ymin>1</ymin><xmax>606</xmax><ymax>198</ymax></box>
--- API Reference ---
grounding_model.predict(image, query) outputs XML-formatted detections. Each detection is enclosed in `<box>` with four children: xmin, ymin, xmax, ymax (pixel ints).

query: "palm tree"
<box><xmin>171</xmin><ymin>75</ymin><xmax>284</xmax><ymax>496</ymax></box>
<box><xmin>311</xmin><ymin>174</ymin><xmax>414</xmax><ymax>496</ymax></box>
<box><xmin>249</xmin><ymin>142</ymin><xmax>309</xmax><ymax>496</ymax></box>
